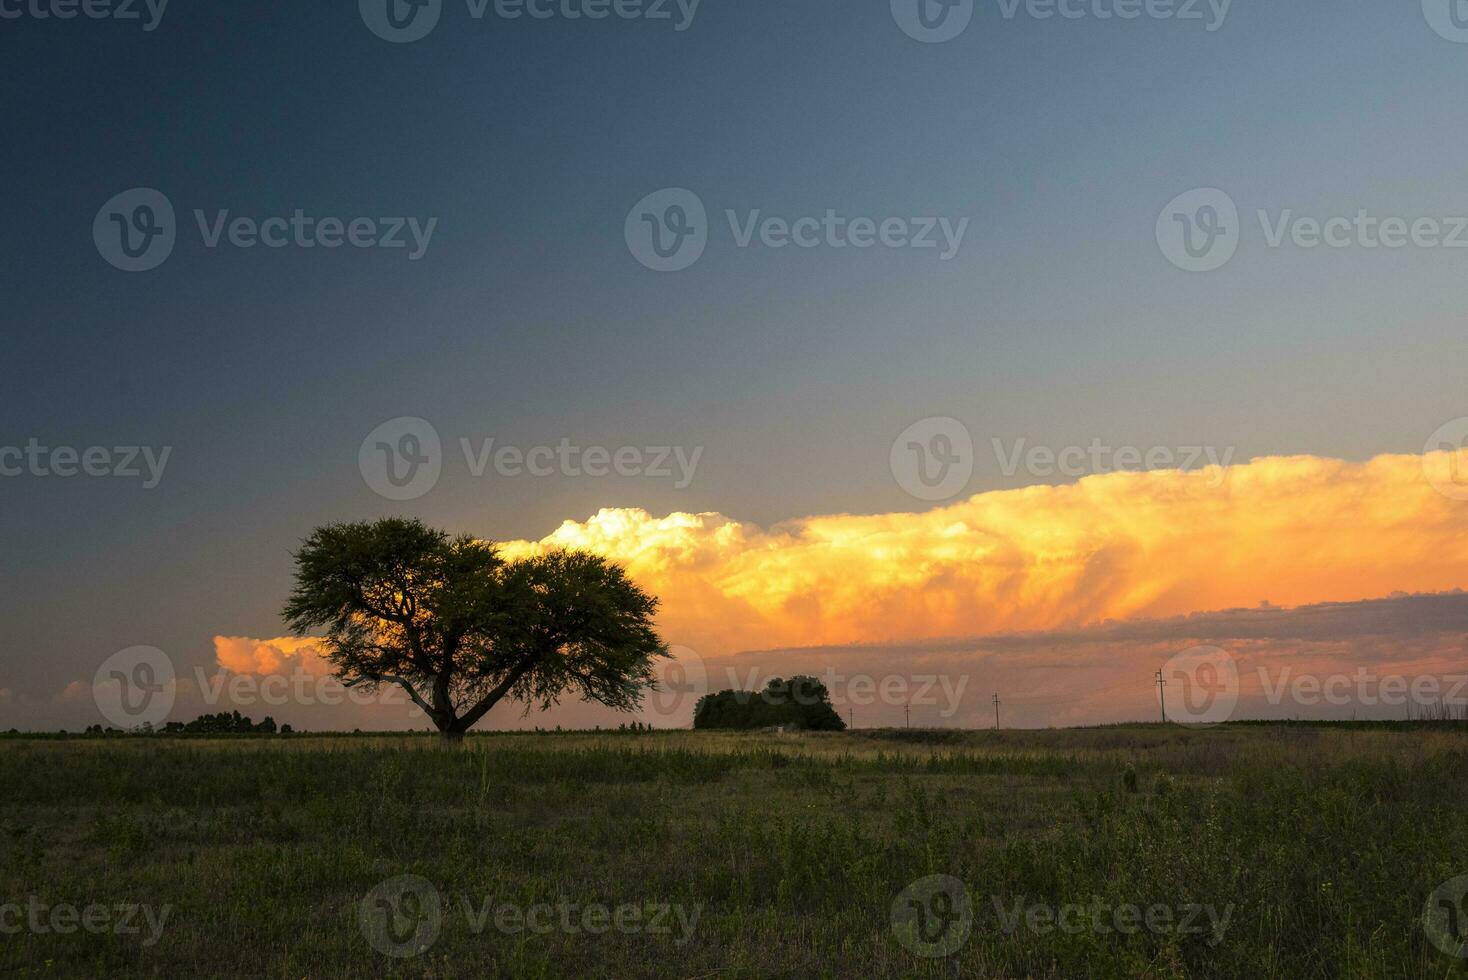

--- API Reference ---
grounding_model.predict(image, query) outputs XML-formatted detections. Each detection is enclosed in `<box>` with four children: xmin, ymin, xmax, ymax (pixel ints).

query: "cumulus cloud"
<box><xmin>212</xmin><ymin>635</ymin><xmax>331</xmax><ymax>676</ymax></box>
<box><xmin>500</xmin><ymin>451</ymin><xmax>1468</xmax><ymax>659</ymax></box>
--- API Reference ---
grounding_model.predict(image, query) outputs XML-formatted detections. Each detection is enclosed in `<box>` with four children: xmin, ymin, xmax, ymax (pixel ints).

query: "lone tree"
<box><xmin>282</xmin><ymin>518</ymin><xmax>667</xmax><ymax>741</ymax></box>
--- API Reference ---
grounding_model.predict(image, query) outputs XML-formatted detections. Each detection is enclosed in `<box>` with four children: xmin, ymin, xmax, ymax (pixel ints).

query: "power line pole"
<box><xmin>1155</xmin><ymin>668</ymin><xmax>1167</xmax><ymax>723</ymax></box>
<box><xmin>904</xmin><ymin>704</ymin><xmax>911</xmax><ymax>729</ymax></box>
<box><xmin>992</xmin><ymin>693</ymin><xmax>1001</xmax><ymax>731</ymax></box>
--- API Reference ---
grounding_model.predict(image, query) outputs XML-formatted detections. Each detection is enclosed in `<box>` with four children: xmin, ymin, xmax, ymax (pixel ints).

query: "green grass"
<box><xmin>1</xmin><ymin>725</ymin><xmax>1466</xmax><ymax>978</ymax></box>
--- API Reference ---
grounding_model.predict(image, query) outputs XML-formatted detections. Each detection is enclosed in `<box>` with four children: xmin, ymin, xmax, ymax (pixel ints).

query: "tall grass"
<box><xmin>1</xmin><ymin>726</ymin><xmax>1465</xmax><ymax>977</ymax></box>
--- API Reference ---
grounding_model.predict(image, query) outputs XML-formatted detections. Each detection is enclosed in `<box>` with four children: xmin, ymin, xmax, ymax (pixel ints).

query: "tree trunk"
<box><xmin>439</xmin><ymin>728</ymin><xmax>466</xmax><ymax>745</ymax></box>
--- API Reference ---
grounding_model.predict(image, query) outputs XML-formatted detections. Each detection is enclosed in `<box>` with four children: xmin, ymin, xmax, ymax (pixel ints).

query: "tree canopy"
<box><xmin>282</xmin><ymin>518</ymin><xmax>667</xmax><ymax>739</ymax></box>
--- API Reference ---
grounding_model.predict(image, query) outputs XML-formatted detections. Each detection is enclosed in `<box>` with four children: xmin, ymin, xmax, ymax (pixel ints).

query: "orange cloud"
<box><xmin>501</xmin><ymin>451</ymin><xmax>1468</xmax><ymax>658</ymax></box>
<box><xmin>212</xmin><ymin>636</ymin><xmax>332</xmax><ymax>677</ymax></box>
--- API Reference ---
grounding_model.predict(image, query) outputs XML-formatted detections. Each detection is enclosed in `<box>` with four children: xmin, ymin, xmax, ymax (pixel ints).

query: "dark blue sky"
<box><xmin>5</xmin><ymin>0</ymin><xmax>1468</xmax><ymax>716</ymax></box>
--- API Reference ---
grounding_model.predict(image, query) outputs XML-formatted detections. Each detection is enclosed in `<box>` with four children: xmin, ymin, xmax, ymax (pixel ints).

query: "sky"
<box><xmin>4</xmin><ymin>0</ymin><xmax>1468</xmax><ymax>730</ymax></box>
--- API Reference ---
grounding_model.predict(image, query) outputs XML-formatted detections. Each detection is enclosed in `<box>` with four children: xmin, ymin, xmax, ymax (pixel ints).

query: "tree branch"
<box><xmin>344</xmin><ymin>673</ymin><xmax>437</xmax><ymax>721</ymax></box>
<box><xmin>453</xmin><ymin>654</ymin><xmax>539</xmax><ymax>732</ymax></box>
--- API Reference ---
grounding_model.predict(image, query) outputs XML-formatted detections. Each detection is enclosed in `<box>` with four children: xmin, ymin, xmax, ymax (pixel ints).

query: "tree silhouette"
<box><xmin>282</xmin><ymin>518</ymin><xmax>667</xmax><ymax>741</ymax></box>
<box><xmin>694</xmin><ymin>675</ymin><xmax>846</xmax><ymax>731</ymax></box>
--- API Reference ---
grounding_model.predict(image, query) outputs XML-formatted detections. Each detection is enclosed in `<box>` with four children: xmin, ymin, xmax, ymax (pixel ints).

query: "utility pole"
<box><xmin>905</xmin><ymin>704</ymin><xmax>911</xmax><ymax>729</ymax></box>
<box><xmin>1155</xmin><ymin>668</ymin><xmax>1167</xmax><ymax>723</ymax></box>
<box><xmin>992</xmin><ymin>693</ymin><xmax>1001</xmax><ymax>731</ymax></box>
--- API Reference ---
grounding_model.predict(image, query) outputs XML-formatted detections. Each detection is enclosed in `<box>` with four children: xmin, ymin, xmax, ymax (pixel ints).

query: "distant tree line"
<box><xmin>694</xmin><ymin>676</ymin><xmax>846</xmax><ymax>731</ymax></box>
<box><xmin>80</xmin><ymin>712</ymin><xmax>295</xmax><ymax>735</ymax></box>
<box><xmin>162</xmin><ymin>711</ymin><xmax>290</xmax><ymax>734</ymax></box>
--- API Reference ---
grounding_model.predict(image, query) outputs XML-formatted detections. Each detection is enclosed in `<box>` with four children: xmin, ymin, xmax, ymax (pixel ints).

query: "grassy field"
<box><xmin>2</xmin><ymin>724</ymin><xmax>1467</xmax><ymax>978</ymax></box>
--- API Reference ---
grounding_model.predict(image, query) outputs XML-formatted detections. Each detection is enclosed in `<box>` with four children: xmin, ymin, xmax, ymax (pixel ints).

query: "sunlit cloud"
<box><xmin>501</xmin><ymin>451</ymin><xmax>1468</xmax><ymax>659</ymax></box>
<box><xmin>212</xmin><ymin>636</ymin><xmax>332</xmax><ymax>677</ymax></box>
